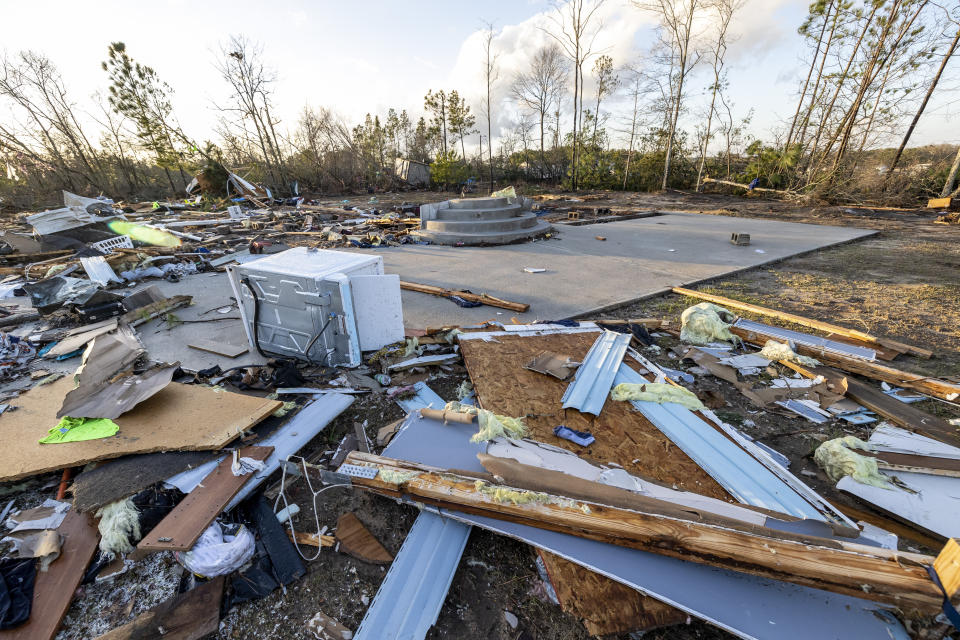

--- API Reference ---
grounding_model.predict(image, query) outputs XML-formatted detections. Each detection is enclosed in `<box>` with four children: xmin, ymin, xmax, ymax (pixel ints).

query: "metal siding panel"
<box><xmin>734</xmin><ymin>318</ymin><xmax>876</xmax><ymax>360</ymax></box>
<box><xmin>613</xmin><ymin>364</ymin><xmax>825</xmax><ymax>520</ymax></box>
<box><xmin>561</xmin><ymin>331</ymin><xmax>631</xmax><ymax>415</ymax></box>
<box><xmin>354</xmin><ymin>512</ymin><xmax>471</xmax><ymax>640</ymax></box>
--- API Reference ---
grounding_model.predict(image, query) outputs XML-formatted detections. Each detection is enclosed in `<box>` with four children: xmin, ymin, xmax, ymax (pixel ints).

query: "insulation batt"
<box><xmin>443</xmin><ymin>401</ymin><xmax>527</xmax><ymax>443</ymax></box>
<box><xmin>679</xmin><ymin>303</ymin><xmax>739</xmax><ymax>345</ymax></box>
<box><xmin>610</xmin><ymin>382</ymin><xmax>705</xmax><ymax>411</ymax></box>
<box><xmin>95</xmin><ymin>497</ymin><xmax>140</xmax><ymax>560</ymax></box>
<box><xmin>814</xmin><ymin>436</ymin><xmax>894</xmax><ymax>489</ymax></box>
<box><xmin>759</xmin><ymin>340</ymin><xmax>821</xmax><ymax>367</ymax></box>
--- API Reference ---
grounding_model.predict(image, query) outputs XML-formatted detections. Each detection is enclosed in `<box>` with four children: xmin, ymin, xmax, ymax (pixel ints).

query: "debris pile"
<box><xmin>0</xmin><ymin>189</ymin><xmax>957</xmax><ymax>640</ymax></box>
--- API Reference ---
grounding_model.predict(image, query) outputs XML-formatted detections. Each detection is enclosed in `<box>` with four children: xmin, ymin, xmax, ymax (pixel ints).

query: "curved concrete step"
<box><xmin>425</xmin><ymin>212</ymin><xmax>538</xmax><ymax>233</ymax></box>
<box><xmin>448</xmin><ymin>197</ymin><xmax>510</xmax><ymax>210</ymax></box>
<box><xmin>435</xmin><ymin>204</ymin><xmax>523</xmax><ymax>221</ymax></box>
<box><xmin>413</xmin><ymin>220</ymin><xmax>552</xmax><ymax>246</ymax></box>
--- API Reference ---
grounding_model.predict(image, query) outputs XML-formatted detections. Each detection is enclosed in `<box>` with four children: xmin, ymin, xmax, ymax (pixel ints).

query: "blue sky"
<box><xmin>2</xmin><ymin>0</ymin><xmax>957</xmax><ymax>152</ymax></box>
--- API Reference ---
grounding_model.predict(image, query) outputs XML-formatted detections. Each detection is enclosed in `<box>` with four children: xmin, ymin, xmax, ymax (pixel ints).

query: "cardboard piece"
<box><xmin>524</xmin><ymin>351</ymin><xmax>581</xmax><ymax>380</ymax></box>
<box><xmin>0</xmin><ymin>376</ymin><xmax>282</xmax><ymax>482</ymax></box>
<box><xmin>58</xmin><ymin>363</ymin><xmax>178</xmax><ymax>420</ymax></box>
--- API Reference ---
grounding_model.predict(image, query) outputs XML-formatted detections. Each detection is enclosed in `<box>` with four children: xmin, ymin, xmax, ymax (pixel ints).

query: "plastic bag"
<box><xmin>175</xmin><ymin>521</ymin><xmax>255</xmax><ymax>578</ymax></box>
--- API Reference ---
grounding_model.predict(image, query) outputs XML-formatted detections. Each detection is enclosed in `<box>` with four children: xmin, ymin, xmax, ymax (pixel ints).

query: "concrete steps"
<box><xmin>414</xmin><ymin>219</ymin><xmax>552</xmax><ymax>246</ymax></box>
<box><xmin>415</xmin><ymin>196</ymin><xmax>551</xmax><ymax>246</ymax></box>
<box><xmin>424</xmin><ymin>211</ymin><xmax>538</xmax><ymax>234</ymax></box>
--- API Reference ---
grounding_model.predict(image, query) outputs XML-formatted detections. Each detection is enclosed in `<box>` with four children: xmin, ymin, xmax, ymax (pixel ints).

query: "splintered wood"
<box><xmin>459</xmin><ymin>331</ymin><xmax>730</xmax><ymax>634</ymax></box>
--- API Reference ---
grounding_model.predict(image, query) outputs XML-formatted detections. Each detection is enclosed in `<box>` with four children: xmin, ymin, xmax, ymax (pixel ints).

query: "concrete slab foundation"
<box><xmin>131</xmin><ymin>213</ymin><xmax>873</xmax><ymax>365</ymax></box>
<box><xmin>373</xmin><ymin>212</ymin><xmax>875</xmax><ymax>328</ymax></box>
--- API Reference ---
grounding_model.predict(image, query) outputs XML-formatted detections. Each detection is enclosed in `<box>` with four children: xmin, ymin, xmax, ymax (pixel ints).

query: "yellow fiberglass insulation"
<box><xmin>679</xmin><ymin>302</ymin><xmax>739</xmax><ymax>345</ymax></box>
<box><xmin>610</xmin><ymin>382</ymin><xmax>705</xmax><ymax>411</ymax></box>
<box><xmin>378</xmin><ymin>469</ymin><xmax>419</xmax><ymax>484</ymax></box>
<box><xmin>443</xmin><ymin>401</ymin><xmax>527</xmax><ymax>443</ymax></box>
<box><xmin>814</xmin><ymin>436</ymin><xmax>894</xmax><ymax>489</ymax></box>
<box><xmin>759</xmin><ymin>340</ymin><xmax>821</xmax><ymax>367</ymax></box>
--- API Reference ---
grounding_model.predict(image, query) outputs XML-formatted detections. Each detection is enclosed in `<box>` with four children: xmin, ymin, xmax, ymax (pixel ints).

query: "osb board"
<box><xmin>0</xmin><ymin>509</ymin><xmax>100</xmax><ymax>640</ymax></box>
<box><xmin>539</xmin><ymin>551</ymin><xmax>688</xmax><ymax>636</ymax></box>
<box><xmin>460</xmin><ymin>332</ymin><xmax>732</xmax><ymax>635</ymax></box>
<box><xmin>0</xmin><ymin>377</ymin><xmax>283</xmax><ymax>482</ymax></box>
<box><xmin>137</xmin><ymin>446</ymin><xmax>274</xmax><ymax>552</ymax></box>
<box><xmin>459</xmin><ymin>333</ymin><xmax>728</xmax><ymax>498</ymax></box>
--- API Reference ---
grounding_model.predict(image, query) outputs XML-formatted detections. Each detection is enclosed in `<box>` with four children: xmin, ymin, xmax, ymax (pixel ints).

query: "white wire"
<box><xmin>273</xmin><ymin>454</ymin><xmax>351</xmax><ymax>561</ymax></box>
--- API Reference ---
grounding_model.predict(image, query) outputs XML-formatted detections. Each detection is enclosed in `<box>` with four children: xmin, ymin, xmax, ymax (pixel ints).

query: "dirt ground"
<box><xmin>6</xmin><ymin>188</ymin><xmax>959</xmax><ymax>640</ymax></box>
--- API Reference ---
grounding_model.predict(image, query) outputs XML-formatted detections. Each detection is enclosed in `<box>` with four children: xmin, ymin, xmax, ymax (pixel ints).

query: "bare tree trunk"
<box><xmin>942</xmin><ymin>146</ymin><xmax>960</xmax><ymax>197</ymax></box>
<box><xmin>796</xmin><ymin>4</ymin><xmax>841</xmax><ymax>150</ymax></box>
<box><xmin>804</xmin><ymin>3</ymin><xmax>878</xmax><ymax>180</ymax></box>
<box><xmin>661</xmin><ymin>0</ymin><xmax>697</xmax><ymax>191</ymax></box>
<box><xmin>884</xmin><ymin>20</ymin><xmax>960</xmax><ymax>181</ymax></box>
<box><xmin>785</xmin><ymin>0</ymin><xmax>833</xmax><ymax>149</ymax></box>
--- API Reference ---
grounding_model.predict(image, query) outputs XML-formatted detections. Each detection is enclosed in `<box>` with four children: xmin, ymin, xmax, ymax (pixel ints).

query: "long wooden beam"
<box><xmin>400</xmin><ymin>280</ymin><xmax>529</xmax><ymax>313</ymax></box>
<box><xmin>673</xmin><ymin>287</ymin><xmax>932</xmax><ymax>358</ymax></box>
<box><xmin>730</xmin><ymin>325</ymin><xmax>958</xmax><ymax>401</ymax></box>
<box><xmin>342</xmin><ymin>452</ymin><xmax>948</xmax><ymax>614</ymax></box>
<box><xmin>778</xmin><ymin>361</ymin><xmax>960</xmax><ymax>449</ymax></box>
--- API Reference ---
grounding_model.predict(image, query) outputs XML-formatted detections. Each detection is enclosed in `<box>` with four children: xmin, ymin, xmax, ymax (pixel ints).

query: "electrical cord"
<box><xmin>241</xmin><ymin>277</ymin><xmax>268</xmax><ymax>358</ymax></box>
<box><xmin>303</xmin><ymin>314</ymin><xmax>334</xmax><ymax>366</ymax></box>
<box><xmin>273</xmin><ymin>455</ymin><xmax>351</xmax><ymax>561</ymax></box>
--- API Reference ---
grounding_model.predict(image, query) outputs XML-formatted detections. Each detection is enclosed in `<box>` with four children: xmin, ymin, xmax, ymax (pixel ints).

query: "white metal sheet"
<box><xmin>351</xmin><ymin>274</ymin><xmax>404</xmax><ymax>351</ymax></box>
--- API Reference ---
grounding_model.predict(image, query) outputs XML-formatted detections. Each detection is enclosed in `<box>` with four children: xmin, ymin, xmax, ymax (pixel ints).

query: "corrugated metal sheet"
<box><xmin>354</xmin><ymin>512</ymin><xmax>471</xmax><ymax>640</ymax></box>
<box><xmin>614</xmin><ymin>364</ymin><xmax>826</xmax><ymax>520</ymax></box>
<box><xmin>734</xmin><ymin>317</ymin><xmax>876</xmax><ymax>360</ymax></box>
<box><xmin>561</xmin><ymin>331</ymin><xmax>631</xmax><ymax>415</ymax></box>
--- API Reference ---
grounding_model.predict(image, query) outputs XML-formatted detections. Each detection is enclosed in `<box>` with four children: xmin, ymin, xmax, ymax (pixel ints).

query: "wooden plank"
<box><xmin>831</xmin><ymin>501</ymin><xmax>945</xmax><ymax>550</ymax></box>
<box><xmin>934</xmin><ymin>538</ymin><xmax>960</xmax><ymax>597</ymax></box>
<box><xmin>781</xmin><ymin>360</ymin><xmax>960</xmax><ymax>449</ymax></box>
<box><xmin>187</xmin><ymin>339</ymin><xmax>248</xmax><ymax>358</ymax></box>
<box><xmin>860</xmin><ymin>450</ymin><xmax>960</xmax><ymax>478</ymax></box>
<box><xmin>400</xmin><ymin>280</ymin><xmax>529</xmax><ymax>312</ymax></box>
<box><xmin>94</xmin><ymin>576</ymin><xmax>224</xmax><ymax>640</ymax></box>
<box><xmin>927</xmin><ymin>197</ymin><xmax>958</xmax><ymax>210</ymax></box>
<box><xmin>137</xmin><ymin>446</ymin><xmax>273</xmax><ymax>552</ymax></box>
<box><xmin>289</xmin><ymin>531</ymin><xmax>335</xmax><ymax>548</ymax></box>
<box><xmin>345</xmin><ymin>452</ymin><xmax>944</xmax><ymax>614</ymax></box>
<box><xmin>0</xmin><ymin>377</ymin><xmax>282</xmax><ymax>482</ymax></box>
<box><xmin>730</xmin><ymin>325</ymin><xmax>958</xmax><ymax>400</ymax></box>
<box><xmin>335</xmin><ymin>512</ymin><xmax>393</xmax><ymax>564</ymax></box>
<box><xmin>674</xmin><ymin>286</ymin><xmax>932</xmax><ymax>358</ymax></box>
<box><xmin>0</xmin><ymin>509</ymin><xmax>100</xmax><ymax>640</ymax></box>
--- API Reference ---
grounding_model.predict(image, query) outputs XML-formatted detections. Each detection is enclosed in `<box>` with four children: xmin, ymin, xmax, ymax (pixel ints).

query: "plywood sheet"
<box><xmin>459</xmin><ymin>333</ymin><xmax>728</xmax><ymax>497</ymax></box>
<box><xmin>0</xmin><ymin>377</ymin><xmax>282</xmax><ymax>482</ymax></box>
<box><xmin>539</xmin><ymin>551</ymin><xmax>688</xmax><ymax>636</ymax></box>
<box><xmin>0</xmin><ymin>509</ymin><xmax>100</xmax><ymax>640</ymax></box>
<box><xmin>460</xmin><ymin>332</ymin><xmax>730</xmax><ymax>634</ymax></box>
<box><xmin>137</xmin><ymin>446</ymin><xmax>273</xmax><ymax>552</ymax></box>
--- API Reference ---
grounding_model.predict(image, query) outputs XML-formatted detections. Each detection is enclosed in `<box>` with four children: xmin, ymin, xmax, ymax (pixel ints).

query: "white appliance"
<box><xmin>226</xmin><ymin>247</ymin><xmax>404</xmax><ymax>366</ymax></box>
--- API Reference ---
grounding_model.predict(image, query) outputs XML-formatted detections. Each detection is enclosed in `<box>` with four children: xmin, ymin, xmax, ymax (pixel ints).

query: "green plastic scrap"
<box><xmin>814</xmin><ymin>436</ymin><xmax>894</xmax><ymax>489</ymax></box>
<box><xmin>40</xmin><ymin>416</ymin><xmax>119</xmax><ymax>444</ymax></box>
<box><xmin>759</xmin><ymin>340</ymin><xmax>820</xmax><ymax>367</ymax></box>
<box><xmin>679</xmin><ymin>302</ymin><xmax>739</xmax><ymax>345</ymax></box>
<box><xmin>443</xmin><ymin>401</ymin><xmax>527</xmax><ymax>443</ymax></box>
<box><xmin>610</xmin><ymin>382</ymin><xmax>705</xmax><ymax>411</ymax></box>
